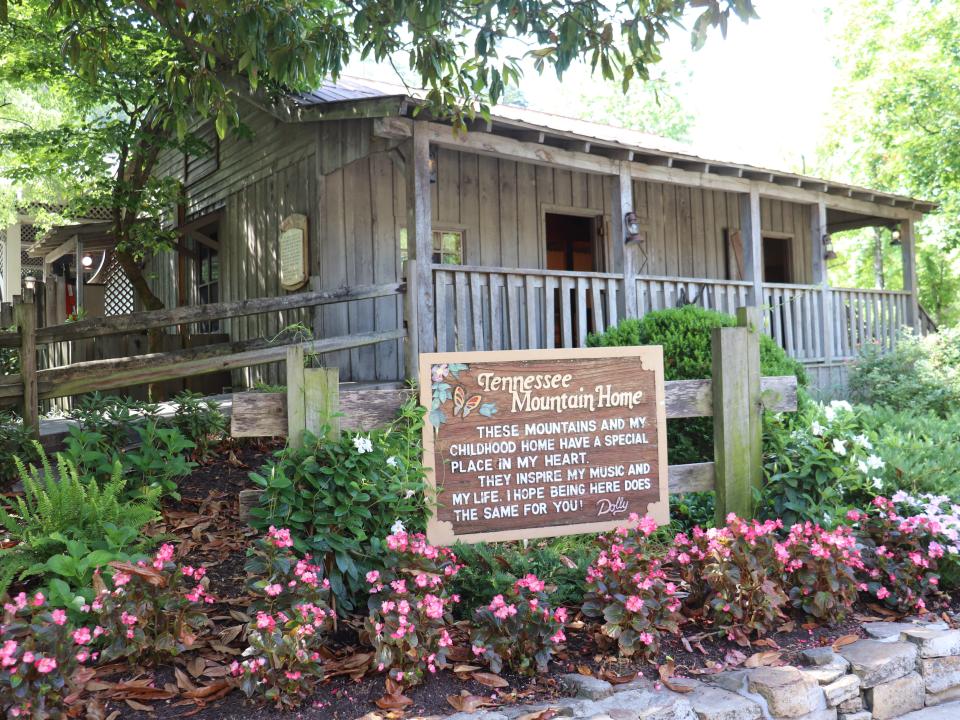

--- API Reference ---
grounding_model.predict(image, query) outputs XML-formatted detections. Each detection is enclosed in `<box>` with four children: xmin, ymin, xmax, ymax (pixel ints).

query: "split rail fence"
<box><xmin>231</xmin><ymin>307</ymin><xmax>799</xmax><ymax>524</ymax></box>
<box><xmin>0</xmin><ymin>282</ymin><xmax>407</xmax><ymax>436</ymax></box>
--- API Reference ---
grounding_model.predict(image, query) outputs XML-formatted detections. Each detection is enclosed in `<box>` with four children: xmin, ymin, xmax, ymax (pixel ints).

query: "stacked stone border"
<box><xmin>444</xmin><ymin>618</ymin><xmax>960</xmax><ymax>720</ymax></box>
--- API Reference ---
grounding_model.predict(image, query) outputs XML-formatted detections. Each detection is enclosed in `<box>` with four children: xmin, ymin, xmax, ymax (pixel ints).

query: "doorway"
<box><xmin>546</xmin><ymin>213</ymin><xmax>597</xmax><ymax>272</ymax></box>
<box><xmin>763</xmin><ymin>234</ymin><xmax>794</xmax><ymax>283</ymax></box>
<box><xmin>544</xmin><ymin>212</ymin><xmax>600</xmax><ymax>346</ymax></box>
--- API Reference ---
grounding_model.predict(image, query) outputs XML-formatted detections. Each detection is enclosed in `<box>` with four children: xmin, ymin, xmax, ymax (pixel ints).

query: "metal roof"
<box><xmin>295</xmin><ymin>76</ymin><xmax>937</xmax><ymax>213</ymax></box>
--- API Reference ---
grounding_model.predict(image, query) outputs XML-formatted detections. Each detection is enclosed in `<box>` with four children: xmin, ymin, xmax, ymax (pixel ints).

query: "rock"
<box><xmin>838</xmin><ymin>713</ymin><xmax>871</xmax><ymax>720</ymax></box>
<box><xmin>925</xmin><ymin>685</ymin><xmax>960</xmax><ymax>706</ymax></box>
<box><xmin>789</xmin><ymin>711</ymin><xmax>836</xmax><ymax>720</ymax></box>
<box><xmin>446</xmin><ymin>713</ymin><xmax>509</xmax><ymax>720</ymax></box>
<box><xmin>502</xmin><ymin>702</ymin><xmax>576</xmax><ymax>718</ymax></box>
<box><xmin>838</xmin><ymin>640</ymin><xmax>917</xmax><ymax>688</ymax></box>
<box><xmin>837</xmin><ymin>696</ymin><xmax>864</xmax><ymax>713</ymax></box>
<box><xmin>707</xmin><ymin>671</ymin><xmax>751</xmax><ymax>694</ymax></box>
<box><xmin>802</xmin><ymin>648</ymin><xmax>839</xmax><ymax>667</ymax></box>
<box><xmin>747</xmin><ymin>667</ymin><xmax>826</xmax><ymax>718</ymax></box>
<box><xmin>563</xmin><ymin>674</ymin><xmax>615</xmax><ymax>700</ymax></box>
<box><xmin>901</xmin><ymin>629</ymin><xmax>960</xmax><ymax>659</ymax></box>
<box><xmin>567</xmin><ymin>688</ymin><xmax>697</xmax><ymax>720</ymax></box>
<box><xmin>862</xmin><ymin>620</ymin><xmax>947</xmax><ymax>641</ymax></box>
<box><xmin>685</xmin><ymin>684</ymin><xmax>762</xmax><ymax>720</ymax></box>
<box><xmin>865</xmin><ymin>671</ymin><xmax>924</xmax><ymax>720</ymax></box>
<box><xmin>613</xmin><ymin>677</ymin><xmax>657</xmax><ymax>694</ymax></box>
<box><xmin>920</xmin><ymin>655</ymin><xmax>960</xmax><ymax>694</ymax></box>
<box><xmin>801</xmin><ymin>656</ymin><xmax>851</xmax><ymax>685</ymax></box>
<box><xmin>823</xmin><ymin>675</ymin><xmax>861</xmax><ymax>707</ymax></box>
<box><xmin>895</xmin><ymin>700</ymin><xmax>960</xmax><ymax>719</ymax></box>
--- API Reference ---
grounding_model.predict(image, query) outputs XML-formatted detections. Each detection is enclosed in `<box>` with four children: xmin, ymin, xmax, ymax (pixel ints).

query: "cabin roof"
<box><xmin>290</xmin><ymin>76</ymin><xmax>937</xmax><ymax>214</ymax></box>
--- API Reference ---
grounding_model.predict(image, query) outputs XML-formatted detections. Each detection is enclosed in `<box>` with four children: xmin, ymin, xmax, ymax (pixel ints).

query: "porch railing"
<box><xmin>429</xmin><ymin>264</ymin><xmax>917</xmax><ymax>362</ymax></box>
<box><xmin>432</xmin><ymin>264</ymin><xmax>621</xmax><ymax>351</ymax></box>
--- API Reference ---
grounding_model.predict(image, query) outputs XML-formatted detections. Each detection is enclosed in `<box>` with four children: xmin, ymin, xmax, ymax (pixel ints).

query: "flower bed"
<box><xmin>1</xmin><ymin>396</ymin><xmax>959</xmax><ymax>719</ymax></box>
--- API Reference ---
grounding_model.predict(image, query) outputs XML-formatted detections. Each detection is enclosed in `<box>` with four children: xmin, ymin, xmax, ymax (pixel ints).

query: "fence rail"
<box><xmin>829</xmin><ymin>287</ymin><xmax>909</xmax><ymax>359</ymax></box>
<box><xmin>0</xmin><ymin>283</ymin><xmax>408</xmax><ymax>436</ymax></box>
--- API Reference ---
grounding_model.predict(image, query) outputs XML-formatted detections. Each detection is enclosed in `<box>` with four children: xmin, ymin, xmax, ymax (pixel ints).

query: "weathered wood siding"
<box><xmin>632</xmin><ymin>181</ymin><xmax>813</xmax><ymax>283</ymax></box>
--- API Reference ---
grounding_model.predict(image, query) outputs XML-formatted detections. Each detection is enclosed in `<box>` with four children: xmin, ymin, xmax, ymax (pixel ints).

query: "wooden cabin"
<box><xmin>6</xmin><ymin>77</ymin><xmax>938</xmax><ymax>398</ymax></box>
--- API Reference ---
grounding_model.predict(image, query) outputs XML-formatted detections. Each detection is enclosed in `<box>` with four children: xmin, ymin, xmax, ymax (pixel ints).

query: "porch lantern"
<box><xmin>890</xmin><ymin>228</ymin><xmax>902</xmax><ymax>247</ymax></box>
<box><xmin>81</xmin><ymin>254</ymin><xmax>94</xmax><ymax>268</ymax></box>
<box><xmin>23</xmin><ymin>275</ymin><xmax>37</xmax><ymax>291</ymax></box>
<box><xmin>822</xmin><ymin>233</ymin><xmax>837</xmax><ymax>261</ymax></box>
<box><xmin>624</xmin><ymin>211</ymin><xmax>643</xmax><ymax>245</ymax></box>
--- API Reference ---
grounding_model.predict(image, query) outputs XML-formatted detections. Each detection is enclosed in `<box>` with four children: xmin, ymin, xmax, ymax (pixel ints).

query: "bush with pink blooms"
<box><xmin>777</xmin><ymin>521</ymin><xmax>864</xmax><ymax>622</ymax></box>
<box><xmin>233</xmin><ymin>527</ymin><xmax>337</xmax><ymax>708</ymax></box>
<box><xmin>364</xmin><ymin>531</ymin><xmax>461</xmax><ymax>687</ymax></box>
<box><xmin>90</xmin><ymin>544</ymin><xmax>214</xmax><ymax>664</ymax></box>
<box><xmin>849</xmin><ymin>499</ymin><xmax>947</xmax><ymax>613</ymax></box>
<box><xmin>670</xmin><ymin>515</ymin><xmax>788</xmax><ymax>642</ymax></box>
<box><xmin>470</xmin><ymin>574</ymin><xmax>567</xmax><ymax>675</ymax></box>
<box><xmin>581</xmin><ymin>514</ymin><xmax>683</xmax><ymax>658</ymax></box>
<box><xmin>0</xmin><ymin>592</ymin><xmax>92</xmax><ymax>719</ymax></box>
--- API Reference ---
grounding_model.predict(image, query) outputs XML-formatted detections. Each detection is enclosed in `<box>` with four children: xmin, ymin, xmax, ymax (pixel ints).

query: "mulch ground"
<box><xmin>31</xmin><ymin>443</ymin><xmax>958</xmax><ymax>720</ymax></box>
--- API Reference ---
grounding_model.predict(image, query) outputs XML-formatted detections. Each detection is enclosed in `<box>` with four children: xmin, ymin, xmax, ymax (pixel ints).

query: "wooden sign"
<box><xmin>279</xmin><ymin>214</ymin><xmax>308</xmax><ymax>291</ymax></box>
<box><xmin>420</xmin><ymin>347</ymin><xmax>669</xmax><ymax>545</ymax></box>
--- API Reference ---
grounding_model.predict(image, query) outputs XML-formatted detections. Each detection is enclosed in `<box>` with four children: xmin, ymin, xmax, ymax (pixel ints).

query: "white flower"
<box><xmin>811</xmin><ymin>421</ymin><xmax>825</xmax><ymax>437</ymax></box>
<box><xmin>824</xmin><ymin>406</ymin><xmax>837</xmax><ymax>423</ymax></box>
<box><xmin>386</xmin><ymin>456</ymin><xmax>398</xmax><ymax>467</ymax></box>
<box><xmin>404</xmin><ymin>489</ymin><xmax>415</xmax><ymax>499</ymax></box>
<box><xmin>872</xmin><ymin>477</ymin><xmax>884</xmax><ymax>490</ymax></box>
<box><xmin>830</xmin><ymin>400</ymin><xmax>853</xmax><ymax>413</ymax></box>
<box><xmin>352</xmin><ymin>435</ymin><xmax>374</xmax><ymax>454</ymax></box>
<box><xmin>854</xmin><ymin>434</ymin><xmax>873</xmax><ymax>449</ymax></box>
<box><xmin>858</xmin><ymin>460</ymin><xmax>869</xmax><ymax>475</ymax></box>
<box><xmin>832</xmin><ymin>438</ymin><xmax>847</xmax><ymax>456</ymax></box>
<box><xmin>391</xmin><ymin>519</ymin><xmax>406</xmax><ymax>534</ymax></box>
<box><xmin>866</xmin><ymin>454</ymin><xmax>885</xmax><ymax>470</ymax></box>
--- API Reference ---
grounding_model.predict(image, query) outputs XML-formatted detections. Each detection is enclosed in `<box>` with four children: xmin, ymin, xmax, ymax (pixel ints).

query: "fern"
<box><xmin>0</xmin><ymin>445</ymin><xmax>160</xmax><ymax>595</ymax></box>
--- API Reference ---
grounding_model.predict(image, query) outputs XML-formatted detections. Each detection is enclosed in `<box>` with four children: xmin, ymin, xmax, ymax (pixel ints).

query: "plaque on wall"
<box><xmin>279</xmin><ymin>214</ymin><xmax>308</xmax><ymax>291</ymax></box>
<box><xmin>420</xmin><ymin>347</ymin><xmax>669</xmax><ymax>545</ymax></box>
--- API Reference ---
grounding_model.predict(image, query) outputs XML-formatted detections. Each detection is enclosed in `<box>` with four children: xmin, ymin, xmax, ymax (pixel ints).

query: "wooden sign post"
<box><xmin>420</xmin><ymin>347</ymin><xmax>668</xmax><ymax>545</ymax></box>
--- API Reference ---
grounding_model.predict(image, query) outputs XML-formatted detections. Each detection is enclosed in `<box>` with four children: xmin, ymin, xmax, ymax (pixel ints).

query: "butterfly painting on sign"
<box><xmin>420</xmin><ymin>346</ymin><xmax>669</xmax><ymax>546</ymax></box>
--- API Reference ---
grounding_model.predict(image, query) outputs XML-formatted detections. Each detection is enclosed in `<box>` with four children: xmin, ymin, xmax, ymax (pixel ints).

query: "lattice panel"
<box><xmin>19</xmin><ymin>224</ymin><xmax>42</xmax><ymax>279</ymax></box>
<box><xmin>104</xmin><ymin>255</ymin><xmax>134</xmax><ymax>316</ymax></box>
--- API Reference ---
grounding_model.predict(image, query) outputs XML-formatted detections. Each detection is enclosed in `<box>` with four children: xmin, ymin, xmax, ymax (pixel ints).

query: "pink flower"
<box><xmin>876</xmin><ymin>586</ymin><xmax>890</xmax><ymax>600</ymax></box>
<box><xmin>113</xmin><ymin>572</ymin><xmax>132</xmax><ymax>587</ymax></box>
<box><xmin>153</xmin><ymin>544</ymin><xmax>175</xmax><ymax>569</ymax></box>
<box><xmin>76</xmin><ymin>650</ymin><xmax>90</xmax><ymax>663</ymax></box>
<box><xmin>51</xmin><ymin>609</ymin><xmax>67</xmax><ymax>626</ymax></box>
<box><xmin>366</xmin><ymin>570</ymin><xmax>380</xmax><ymax>584</ymax></box>
<box><xmin>73</xmin><ymin>627</ymin><xmax>92</xmax><ymax>645</ymax></box>
<box><xmin>264</xmin><ymin>584</ymin><xmax>283</xmax><ymax>597</ymax></box>
<box><xmin>35</xmin><ymin>657</ymin><xmax>57</xmax><ymax>673</ymax></box>
<box><xmin>285</xmin><ymin>671</ymin><xmax>302</xmax><ymax>680</ymax></box>
<box><xmin>638</xmin><ymin>632</ymin><xmax>654</xmax><ymax>645</ymax></box>
<box><xmin>120</xmin><ymin>611</ymin><xmax>138</xmax><ymax>626</ymax></box>
<box><xmin>31</xmin><ymin>592</ymin><xmax>45</xmax><ymax>607</ymax></box>
<box><xmin>267</xmin><ymin>526</ymin><xmax>294</xmax><ymax>549</ymax></box>
<box><xmin>625</xmin><ymin>595</ymin><xmax>644</xmax><ymax>613</ymax></box>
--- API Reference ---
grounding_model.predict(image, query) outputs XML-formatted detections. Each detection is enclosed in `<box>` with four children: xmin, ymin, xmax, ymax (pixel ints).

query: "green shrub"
<box><xmin>68</xmin><ymin>392</ymin><xmax>161</xmax><ymax>446</ymax></box>
<box><xmin>171</xmin><ymin>390</ymin><xmax>227</xmax><ymax>459</ymax></box>
<box><xmin>0</xmin><ymin>411</ymin><xmax>39</xmax><ymax>484</ymax></box>
<box><xmin>449</xmin><ymin>537</ymin><xmax>593</xmax><ymax>618</ymax></box>
<box><xmin>0</xmin><ymin>449</ymin><xmax>159</xmax><ymax>595</ymax></box>
<box><xmin>849</xmin><ymin>327</ymin><xmax>960</xmax><ymax>416</ymax></box>
<box><xmin>249</xmin><ymin>398</ymin><xmax>429</xmax><ymax>611</ymax></box>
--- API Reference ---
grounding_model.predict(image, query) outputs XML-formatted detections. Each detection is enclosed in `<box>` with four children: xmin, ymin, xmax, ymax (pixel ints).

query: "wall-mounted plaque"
<box><xmin>420</xmin><ymin>347</ymin><xmax>669</xmax><ymax>545</ymax></box>
<box><xmin>279</xmin><ymin>214</ymin><xmax>308</xmax><ymax>291</ymax></box>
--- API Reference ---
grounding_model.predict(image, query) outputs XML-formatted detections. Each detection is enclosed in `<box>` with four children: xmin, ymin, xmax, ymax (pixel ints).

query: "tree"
<box><xmin>0</xmin><ymin>0</ymin><xmax>755</xmax><ymax>314</ymax></box>
<box><xmin>818</xmin><ymin>0</ymin><xmax>960</xmax><ymax>326</ymax></box>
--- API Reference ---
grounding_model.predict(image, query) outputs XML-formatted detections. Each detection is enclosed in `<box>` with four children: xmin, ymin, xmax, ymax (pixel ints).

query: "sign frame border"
<box><xmin>419</xmin><ymin>346</ymin><xmax>670</xmax><ymax>545</ymax></box>
<box><xmin>279</xmin><ymin>213</ymin><xmax>309</xmax><ymax>292</ymax></box>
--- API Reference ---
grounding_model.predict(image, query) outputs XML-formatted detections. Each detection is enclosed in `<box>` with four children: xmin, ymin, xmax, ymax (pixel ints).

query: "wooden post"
<box><xmin>286</xmin><ymin>345</ymin><xmax>306</xmax><ymax>449</ymax></box>
<box><xmin>900</xmin><ymin>218</ymin><xmax>920</xmax><ymax>332</ymax></box>
<box><xmin>711</xmin><ymin>305</ymin><xmax>762</xmax><ymax>524</ymax></box>
<box><xmin>406</xmin><ymin>121</ymin><xmax>435</xmax><ymax>354</ymax></box>
<box><xmin>739</xmin><ymin>186</ymin><xmax>763</xmax><ymax>308</ymax></box>
<box><xmin>2</xmin><ymin>222</ymin><xmax>22</xmax><ymax>303</ymax></box>
<box><xmin>612</xmin><ymin>162</ymin><xmax>638</xmax><ymax>319</ymax></box>
<box><xmin>15</xmin><ymin>291</ymin><xmax>38</xmax><ymax>439</ymax></box>
<box><xmin>404</xmin><ymin>258</ymin><xmax>420</xmax><ymax>381</ymax></box>
<box><xmin>304</xmin><ymin>366</ymin><xmax>340</xmax><ymax>441</ymax></box>
<box><xmin>810</xmin><ymin>200</ymin><xmax>834</xmax><ymax>363</ymax></box>
<box><xmin>0</xmin><ymin>302</ymin><xmax>12</xmax><ymax>328</ymax></box>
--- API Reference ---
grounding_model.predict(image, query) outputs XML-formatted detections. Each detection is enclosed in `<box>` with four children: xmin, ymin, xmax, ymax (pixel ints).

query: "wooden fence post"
<box><xmin>286</xmin><ymin>345</ymin><xmax>307</xmax><ymax>449</ymax></box>
<box><xmin>404</xmin><ymin>258</ymin><xmax>420</xmax><ymax>381</ymax></box>
<box><xmin>304</xmin><ymin>366</ymin><xmax>340</xmax><ymax>441</ymax></box>
<box><xmin>14</xmin><ymin>292</ymin><xmax>38</xmax><ymax>439</ymax></box>
<box><xmin>711</xmin><ymin>306</ymin><xmax>762</xmax><ymax>523</ymax></box>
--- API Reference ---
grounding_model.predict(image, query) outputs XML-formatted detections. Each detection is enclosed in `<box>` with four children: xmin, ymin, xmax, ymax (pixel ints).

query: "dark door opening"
<box><xmin>763</xmin><ymin>235</ymin><xmax>793</xmax><ymax>283</ymax></box>
<box><xmin>546</xmin><ymin>213</ymin><xmax>596</xmax><ymax>272</ymax></box>
<box><xmin>545</xmin><ymin>213</ymin><xmax>598</xmax><ymax>345</ymax></box>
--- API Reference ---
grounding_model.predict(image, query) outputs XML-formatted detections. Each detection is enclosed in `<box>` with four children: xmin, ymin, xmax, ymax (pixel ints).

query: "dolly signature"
<box><xmin>596</xmin><ymin>497</ymin><xmax>629</xmax><ymax>517</ymax></box>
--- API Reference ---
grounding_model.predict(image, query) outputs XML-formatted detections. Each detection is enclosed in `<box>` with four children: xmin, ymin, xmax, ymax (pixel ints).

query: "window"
<box><xmin>400</xmin><ymin>228</ymin><xmax>464</xmax><ymax>265</ymax></box>
<box><xmin>762</xmin><ymin>234</ymin><xmax>794</xmax><ymax>284</ymax></box>
<box><xmin>196</xmin><ymin>241</ymin><xmax>220</xmax><ymax>332</ymax></box>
